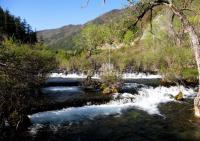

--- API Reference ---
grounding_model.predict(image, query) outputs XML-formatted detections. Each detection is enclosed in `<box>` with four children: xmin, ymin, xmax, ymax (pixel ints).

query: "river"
<box><xmin>21</xmin><ymin>73</ymin><xmax>200</xmax><ymax>141</ymax></box>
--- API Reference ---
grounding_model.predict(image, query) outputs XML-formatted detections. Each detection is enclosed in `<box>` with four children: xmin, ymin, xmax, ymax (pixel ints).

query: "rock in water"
<box><xmin>102</xmin><ymin>86</ymin><xmax>118</xmax><ymax>95</ymax></box>
<box><xmin>103</xmin><ymin>87</ymin><xmax>112</xmax><ymax>94</ymax></box>
<box><xmin>175</xmin><ymin>91</ymin><xmax>184</xmax><ymax>101</ymax></box>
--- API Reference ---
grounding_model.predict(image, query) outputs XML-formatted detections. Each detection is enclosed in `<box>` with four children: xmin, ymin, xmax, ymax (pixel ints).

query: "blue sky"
<box><xmin>0</xmin><ymin>0</ymin><xmax>128</xmax><ymax>31</ymax></box>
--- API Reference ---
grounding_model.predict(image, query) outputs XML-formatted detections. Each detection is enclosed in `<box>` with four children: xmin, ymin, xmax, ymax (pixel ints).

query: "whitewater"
<box><xmin>29</xmin><ymin>84</ymin><xmax>196</xmax><ymax>124</ymax></box>
<box><xmin>49</xmin><ymin>72</ymin><xmax>162</xmax><ymax>80</ymax></box>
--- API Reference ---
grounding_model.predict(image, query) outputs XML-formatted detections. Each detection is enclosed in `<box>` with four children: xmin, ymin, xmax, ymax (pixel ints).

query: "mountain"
<box><xmin>37</xmin><ymin>8</ymin><xmax>127</xmax><ymax>50</ymax></box>
<box><xmin>37</xmin><ymin>24</ymin><xmax>83</xmax><ymax>49</ymax></box>
<box><xmin>88</xmin><ymin>9</ymin><xmax>122</xmax><ymax>24</ymax></box>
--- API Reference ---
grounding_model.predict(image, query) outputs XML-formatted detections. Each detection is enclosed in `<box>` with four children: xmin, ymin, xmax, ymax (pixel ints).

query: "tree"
<box><xmin>74</xmin><ymin>24</ymin><xmax>106</xmax><ymax>56</ymax></box>
<box><xmin>103</xmin><ymin>0</ymin><xmax>200</xmax><ymax>117</ymax></box>
<box><xmin>73</xmin><ymin>24</ymin><xmax>109</xmax><ymax>74</ymax></box>
<box><xmin>138</xmin><ymin>0</ymin><xmax>200</xmax><ymax>117</ymax></box>
<box><xmin>0</xmin><ymin>7</ymin><xmax>37</xmax><ymax>44</ymax></box>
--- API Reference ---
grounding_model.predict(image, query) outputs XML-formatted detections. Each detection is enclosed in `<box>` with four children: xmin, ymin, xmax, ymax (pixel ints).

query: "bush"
<box><xmin>0</xmin><ymin>39</ymin><xmax>57</xmax><ymax>130</ymax></box>
<box><xmin>100</xmin><ymin>70</ymin><xmax>122</xmax><ymax>95</ymax></box>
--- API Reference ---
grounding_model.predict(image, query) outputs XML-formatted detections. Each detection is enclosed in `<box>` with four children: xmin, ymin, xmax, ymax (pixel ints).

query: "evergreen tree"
<box><xmin>0</xmin><ymin>7</ymin><xmax>37</xmax><ymax>44</ymax></box>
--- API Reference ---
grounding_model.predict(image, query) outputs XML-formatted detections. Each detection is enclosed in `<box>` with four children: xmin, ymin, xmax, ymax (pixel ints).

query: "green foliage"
<box><xmin>189</xmin><ymin>15</ymin><xmax>200</xmax><ymax>25</ymax></box>
<box><xmin>100</xmin><ymin>71</ymin><xmax>122</xmax><ymax>95</ymax></box>
<box><xmin>55</xmin><ymin>50</ymin><xmax>70</xmax><ymax>69</ymax></box>
<box><xmin>74</xmin><ymin>24</ymin><xmax>110</xmax><ymax>52</ymax></box>
<box><xmin>101</xmin><ymin>71</ymin><xmax>121</xmax><ymax>86</ymax></box>
<box><xmin>123</xmin><ymin>30</ymin><xmax>134</xmax><ymax>44</ymax></box>
<box><xmin>182</xmin><ymin>68</ymin><xmax>198</xmax><ymax>80</ymax></box>
<box><xmin>0</xmin><ymin>39</ymin><xmax>57</xmax><ymax>128</ymax></box>
<box><xmin>0</xmin><ymin>7</ymin><xmax>37</xmax><ymax>43</ymax></box>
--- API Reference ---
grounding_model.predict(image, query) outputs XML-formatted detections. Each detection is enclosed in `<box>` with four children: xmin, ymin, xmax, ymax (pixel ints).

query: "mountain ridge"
<box><xmin>37</xmin><ymin>8</ymin><xmax>126</xmax><ymax>49</ymax></box>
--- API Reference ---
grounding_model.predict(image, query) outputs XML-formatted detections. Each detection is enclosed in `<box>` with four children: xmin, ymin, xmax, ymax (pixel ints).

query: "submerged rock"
<box><xmin>175</xmin><ymin>91</ymin><xmax>184</xmax><ymax>101</ymax></box>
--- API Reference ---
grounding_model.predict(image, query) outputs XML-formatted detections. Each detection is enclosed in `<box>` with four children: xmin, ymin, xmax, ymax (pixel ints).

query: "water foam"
<box><xmin>49</xmin><ymin>72</ymin><xmax>162</xmax><ymax>79</ymax></box>
<box><xmin>29</xmin><ymin>85</ymin><xmax>196</xmax><ymax>124</ymax></box>
<box><xmin>122</xmin><ymin>73</ymin><xmax>162</xmax><ymax>79</ymax></box>
<box><xmin>132</xmin><ymin>86</ymin><xmax>195</xmax><ymax>114</ymax></box>
<box><xmin>49</xmin><ymin>73</ymin><xmax>87</xmax><ymax>79</ymax></box>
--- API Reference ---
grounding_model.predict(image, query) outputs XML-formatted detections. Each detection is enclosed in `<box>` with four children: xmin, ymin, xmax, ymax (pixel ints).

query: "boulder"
<box><xmin>102</xmin><ymin>86</ymin><xmax>118</xmax><ymax>95</ymax></box>
<box><xmin>175</xmin><ymin>91</ymin><xmax>184</xmax><ymax>101</ymax></box>
<box><xmin>103</xmin><ymin>87</ymin><xmax>112</xmax><ymax>95</ymax></box>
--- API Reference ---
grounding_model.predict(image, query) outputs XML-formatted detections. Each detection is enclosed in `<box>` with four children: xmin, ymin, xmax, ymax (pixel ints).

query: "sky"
<box><xmin>0</xmin><ymin>0</ymin><xmax>128</xmax><ymax>31</ymax></box>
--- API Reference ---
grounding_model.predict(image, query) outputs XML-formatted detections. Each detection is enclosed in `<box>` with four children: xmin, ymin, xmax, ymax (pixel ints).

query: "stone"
<box><xmin>102</xmin><ymin>86</ymin><xmax>118</xmax><ymax>95</ymax></box>
<box><xmin>175</xmin><ymin>91</ymin><xmax>184</xmax><ymax>101</ymax></box>
<box><xmin>102</xmin><ymin>87</ymin><xmax>111</xmax><ymax>95</ymax></box>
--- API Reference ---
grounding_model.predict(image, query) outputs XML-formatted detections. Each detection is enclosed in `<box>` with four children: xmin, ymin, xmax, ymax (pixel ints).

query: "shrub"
<box><xmin>0</xmin><ymin>39</ymin><xmax>57</xmax><ymax>129</ymax></box>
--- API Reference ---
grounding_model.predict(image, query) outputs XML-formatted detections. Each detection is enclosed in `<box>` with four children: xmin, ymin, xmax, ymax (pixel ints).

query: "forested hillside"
<box><xmin>36</xmin><ymin>8</ymin><xmax>132</xmax><ymax>50</ymax></box>
<box><xmin>0</xmin><ymin>7</ymin><xmax>37</xmax><ymax>43</ymax></box>
<box><xmin>37</xmin><ymin>24</ymin><xmax>82</xmax><ymax>49</ymax></box>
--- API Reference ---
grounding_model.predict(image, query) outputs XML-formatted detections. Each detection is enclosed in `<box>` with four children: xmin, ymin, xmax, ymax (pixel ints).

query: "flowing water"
<box><xmin>49</xmin><ymin>72</ymin><xmax>162</xmax><ymax>80</ymax></box>
<box><xmin>15</xmin><ymin>73</ymin><xmax>200</xmax><ymax>141</ymax></box>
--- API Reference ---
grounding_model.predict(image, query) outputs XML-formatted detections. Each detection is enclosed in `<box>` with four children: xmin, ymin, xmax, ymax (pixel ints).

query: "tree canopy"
<box><xmin>0</xmin><ymin>7</ymin><xmax>37</xmax><ymax>44</ymax></box>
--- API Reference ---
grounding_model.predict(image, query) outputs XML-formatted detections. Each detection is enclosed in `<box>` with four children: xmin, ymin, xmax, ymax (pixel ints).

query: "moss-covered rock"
<box><xmin>100</xmin><ymin>71</ymin><xmax>122</xmax><ymax>95</ymax></box>
<box><xmin>175</xmin><ymin>91</ymin><xmax>184</xmax><ymax>101</ymax></box>
<box><xmin>103</xmin><ymin>87</ymin><xmax>112</xmax><ymax>94</ymax></box>
<box><xmin>102</xmin><ymin>86</ymin><xmax>118</xmax><ymax>95</ymax></box>
<box><xmin>111</xmin><ymin>87</ymin><xmax>118</xmax><ymax>93</ymax></box>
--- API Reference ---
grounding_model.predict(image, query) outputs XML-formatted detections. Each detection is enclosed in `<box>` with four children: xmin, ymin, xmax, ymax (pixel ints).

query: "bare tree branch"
<box><xmin>133</xmin><ymin>3</ymin><xmax>161</xmax><ymax>27</ymax></box>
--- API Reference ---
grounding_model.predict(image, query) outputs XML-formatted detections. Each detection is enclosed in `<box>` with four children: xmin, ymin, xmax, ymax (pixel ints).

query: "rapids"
<box><xmin>29</xmin><ymin>84</ymin><xmax>196</xmax><ymax>124</ymax></box>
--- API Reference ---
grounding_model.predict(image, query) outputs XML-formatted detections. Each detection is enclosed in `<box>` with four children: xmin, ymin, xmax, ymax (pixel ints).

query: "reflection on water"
<box><xmin>41</xmin><ymin>77</ymin><xmax>85</xmax><ymax>102</ymax></box>
<box><xmin>41</xmin><ymin>86</ymin><xmax>84</xmax><ymax>102</ymax></box>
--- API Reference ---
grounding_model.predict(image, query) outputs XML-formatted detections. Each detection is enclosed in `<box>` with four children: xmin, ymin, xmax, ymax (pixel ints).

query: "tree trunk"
<box><xmin>168</xmin><ymin>4</ymin><xmax>200</xmax><ymax>117</ymax></box>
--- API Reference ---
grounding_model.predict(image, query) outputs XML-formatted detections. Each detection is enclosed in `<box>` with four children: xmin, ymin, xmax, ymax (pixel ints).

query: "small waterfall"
<box><xmin>29</xmin><ymin>85</ymin><xmax>196</xmax><ymax>124</ymax></box>
<box><xmin>49</xmin><ymin>72</ymin><xmax>162</xmax><ymax>79</ymax></box>
<box><xmin>132</xmin><ymin>86</ymin><xmax>195</xmax><ymax>114</ymax></box>
<box><xmin>122</xmin><ymin>73</ymin><xmax>162</xmax><ymax>79</ymax></box>
<box><xmin>49</xmin><ymin>73</ymin><xmax>87</xmax><ymax>79</ymax></box>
